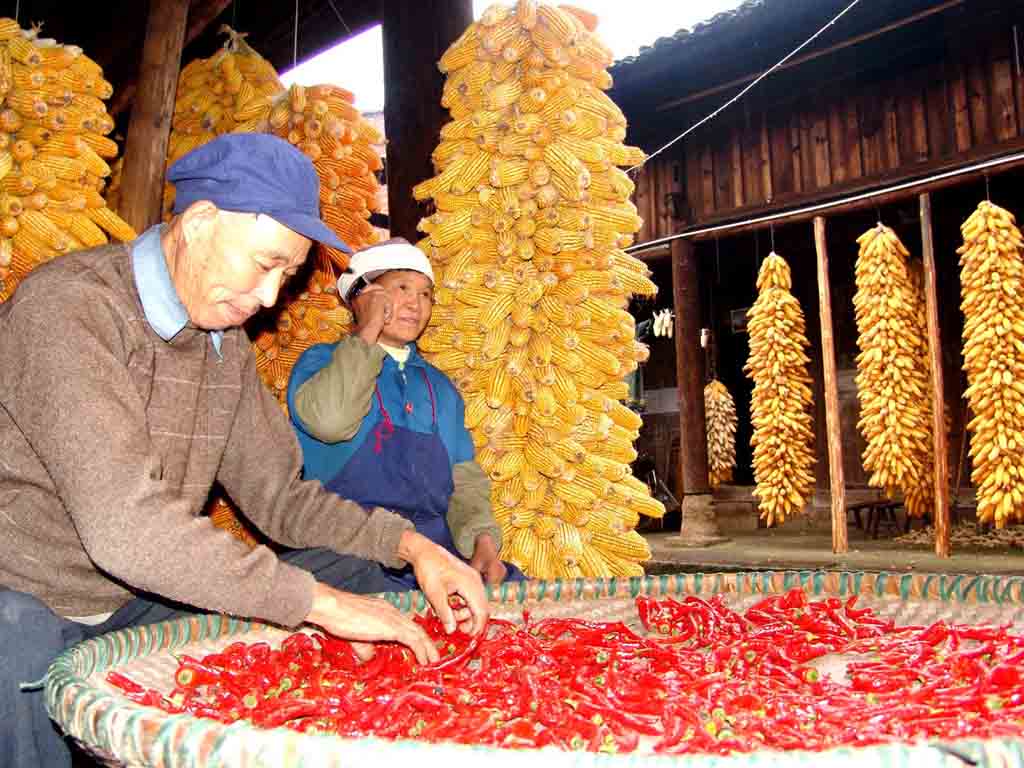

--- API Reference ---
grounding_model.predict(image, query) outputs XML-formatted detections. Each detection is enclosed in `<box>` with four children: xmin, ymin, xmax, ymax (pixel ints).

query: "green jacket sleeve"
<box><xmin>293</xmin><ymin>336</ymin><xmax>387</xmax><ymax>443</ymax></box>
<box><xmin>448</xmin><ymin>460</ymin><xmax>502</xmax><ymax>558</ymax></box>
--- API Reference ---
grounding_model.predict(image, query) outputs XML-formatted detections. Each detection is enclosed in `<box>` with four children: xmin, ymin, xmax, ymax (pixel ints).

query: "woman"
<box><xmin>288</xmin><ymin>238</ymin><xmax>524</xmax><ymax>590</ymax></box>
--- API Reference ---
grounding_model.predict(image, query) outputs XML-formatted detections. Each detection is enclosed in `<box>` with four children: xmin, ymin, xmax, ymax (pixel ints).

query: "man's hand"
<box><xmin>399</xmin><ymin>530</ymin><xmax>489</xmax><ymax>635</ymax></box>
<box><xmin>305</xmin><ymin>582</ymin><xmax>440</xmax><ymax>664</ymax></box>
<box><xmin>352</xmin><ymin>284</ymin><xmax>391</xmax><ymax>346</ymax></box>
<box><xmin>469</xmin><ymin>533</ymin><xmax>507</xmax><ymax>586</ymax></box>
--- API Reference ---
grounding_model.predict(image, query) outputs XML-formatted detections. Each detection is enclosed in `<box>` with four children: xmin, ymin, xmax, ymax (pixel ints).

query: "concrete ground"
<box><xmin>644</xmin><ymin>525</ymin><xmax>1024</xmax><ymax>576</ymax></box>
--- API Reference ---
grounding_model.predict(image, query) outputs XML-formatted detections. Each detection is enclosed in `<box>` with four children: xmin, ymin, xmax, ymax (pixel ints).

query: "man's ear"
<box><xmin>180</xmin><ymin>200</ymin><xmax>218</xmax><ymax>245</ymax></box>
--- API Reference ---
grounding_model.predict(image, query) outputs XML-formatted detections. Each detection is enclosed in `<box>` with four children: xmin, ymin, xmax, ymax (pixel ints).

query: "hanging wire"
<box><xmin>769</xmin><ymin>222</ymin><xmax>776</xmax><ymax>254</ymax></box>
<box><xmin>13</xmin><ymin>0</ymin><xmax>18</xmax><ymax>24</ymax></box>
<box><xmin>714</xmin><ymin>235</ymin><xmax>721</xmax><ymax>286</ymax></box>
<box><xmin>326</xmin><ymin>0</ymin><xmax>353</xmax><ymax>36</ymax></box>
<box><xmin>292</xmin><ymin>0</ymin><xmax>299</xmax><ymax>69</ymax></box>
<box><xmin>232</xmin><ymin>0</ymin><xmax>238</xmax><ymax>29</ymax></box>
<box><xmin>985</xmin><ymin>172</ymin><xmax>991</xmax><ymax>202</ymax></box>
<box><xmin>628</xmin><ymin>0</ymin><xmax>863</xmax><ymax>174</ymax></box>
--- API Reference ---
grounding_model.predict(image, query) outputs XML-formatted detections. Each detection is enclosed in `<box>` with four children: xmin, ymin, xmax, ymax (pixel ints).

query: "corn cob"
<box><xmin>704</xmin><ymin>379</ymin><xmax>737</xmax><ymax>489</ymax></box>
<box><xmin>853</xmin><ymin>224</ymin><xmax>935</xmax><ymax>519</ymax></box>
<box><xmin>415</xmin><ymin>1</ymin><xmax>661</xmax><ymax>579</ymax></box>
<box><xmin>744</xmin><ymin>252</ymin><xmax>816</xmax><ymax>526</ymax></box>
<box><xmin>0</xmin><ymin>19</ymin><xmax>135</xmax><ymax>304</ymax></box>
<box><xmin>959</xmin><ymin>201</ymin><xmax>1024</xmax><ymax>528</ymax></box>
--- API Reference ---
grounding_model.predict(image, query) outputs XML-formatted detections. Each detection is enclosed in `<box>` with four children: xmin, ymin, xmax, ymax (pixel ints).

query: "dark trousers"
<box><xmin>0</xmin><ymin>549</ymin><xmax>396</xmax><ymax>768</ymax></box>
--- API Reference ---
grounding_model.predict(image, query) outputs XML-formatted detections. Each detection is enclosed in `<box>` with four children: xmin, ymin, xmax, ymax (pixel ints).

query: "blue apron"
<box><xmin>325</xmin><ymin>368</ymin><xmax>523</xmax><ymax>589</ymax></box>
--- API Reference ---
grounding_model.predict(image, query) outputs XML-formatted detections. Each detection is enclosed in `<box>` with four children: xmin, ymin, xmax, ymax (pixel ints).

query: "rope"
<box><xmin>628</xmin><ymin>0</ymin><xmax>863</xmax><ymax>173</ymax></box>
<box><xmin>292</xmin><ymin>0</ymin><xmax>299</xmax><ymax>68</ymax></box>
<box><xmin>327</xmin><ymin>0</ymin><xmax>352</xmax><ymax>36</ymax></box>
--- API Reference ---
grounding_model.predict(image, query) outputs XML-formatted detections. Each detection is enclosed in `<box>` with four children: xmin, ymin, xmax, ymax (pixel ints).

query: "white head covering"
<box><xmin>337</xmin><ymin>238</ymin><xmax>435</xmax><ymax>304</ymax></box>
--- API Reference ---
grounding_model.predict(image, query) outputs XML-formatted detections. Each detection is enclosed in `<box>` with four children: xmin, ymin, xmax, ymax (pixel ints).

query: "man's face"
<box><xmin>373</xmin><ymin>269</ymin><xmax>434</xmax><ymax>346</ymax></box>
<box><xmin>176</xmin><ymin>208</ymin><xmax>312</xmax><ymax>330</ymax></box>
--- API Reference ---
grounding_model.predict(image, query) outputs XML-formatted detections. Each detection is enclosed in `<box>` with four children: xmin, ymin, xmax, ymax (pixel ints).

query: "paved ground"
<box><xmin>644</xmin><ymin>526</ymin><xmax>1024</xmax><ymax>576</ymax></box>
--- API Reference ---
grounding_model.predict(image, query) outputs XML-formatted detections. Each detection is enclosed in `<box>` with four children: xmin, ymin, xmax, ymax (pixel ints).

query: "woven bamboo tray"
<box><xmin>45</xmin><ymin>569</ymin><xmax>1024</xmax><ymax>768</ymax></box>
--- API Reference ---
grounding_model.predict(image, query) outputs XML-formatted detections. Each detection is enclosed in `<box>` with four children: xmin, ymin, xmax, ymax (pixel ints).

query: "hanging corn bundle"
<box><xmin>959</xmin><ymin>200</ymin><xmax>1024</xmax><ymax>528</ymax></box>
<box><xmin>852</xmin><ymin>224</ymin><xmax>935</xmax><ymax>519</ymax></box>
<box><xmin>704</xmin><ymin>379</ymin><xmax>737</xmax><ymax>489</ymax></box>
<box><xmin>413</xmin><ymin>1</ymin><xmax>663</xmax><ymax>580</ymax></box>
<box><xmin>0</xmin><ymin>19</ymin><xmax>135</xmax><ymax>302</ymax></box>
<box><xmin>745</xmin><ymin>253</ymin><xmax>815</xmax><ymax>526</ymax></box>
<box><xmin>160</xmin><ymin>28</ymin><xmax>385</xmax><ymax>403</ymax></box>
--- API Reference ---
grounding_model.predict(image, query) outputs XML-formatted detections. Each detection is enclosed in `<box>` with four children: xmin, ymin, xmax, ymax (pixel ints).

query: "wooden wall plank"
<box><xmin>950</xmin><ymin>63</ymin><xmax>973</xmax><ymax>152</ymax></box>
<box><xmin>770</xmin><ymin>117</ymin><xmax>794</xmax><ymax>198</ymax></box>
<box><xmin>811</xmin><ymin>112</ymin><xmax>832</xmax><ymax>189</ymax></box>
<box><xmin>684</xmin><ymin>144</ymin><xmax>703</xmax><ymax>225</ymax></box>
<box><xmin>700</xmin><ymin>145</ymin><xmax>715</xmax><ymax>217</ymax></box>
<box><xmin>911</xmin><ymin>89</ymin><xmax>930</xmax><ymax>163</ymax></box>
<box><xmin>760</xmin><ymin>118</ymin><xmax>774</xmax><ymax>203</ymax></box>
<box><xmin>828</xmin><ymin>101</ymin><xmax>848</xmax><ymax>185</ymax></box>
<box><xmin>844</xmin><ymin>100</ymin><xmax>864</xmax><ymax>181</ymax></box>
<box><xmin>743</xmin><ymin>120</ymin><xmax>763</xmax><ymax>205</ymax></box>
<box><xmin>731</xmin><ymin>129</ymin><xmax>745</xmax><ymax>209</ymax></box>
<box><xmin>860</xmin><ymin>95</ymin><xmax>883</xmax><ymax>177</ymax></box>
<box><xmin>713</xmin><ymin>139</ymin><xmax>733</xmax><ymax>212</ymax></box>
<box><xmin>883</xmin><ymin>92</ymin><xmax>901</xmax><ymax>170</ymax></box>
<box><xmin>799</xmin><ymin>112</ymin><xmax>816</xmax><ymax>192</ymax></box>
<box><xmin>789</xmin><ymin>117</ymin><xmax>805</xmax><ymax>195</ymax></box>
<box><xmin>992</xmin><ymin>54</ymin><xmax>1019</xmax><ymax>143</ymax></box>
<box><xmin>967</xmin><ymin>56</ymin><xmax>993</xmax><ymax>147</ymax></box>
<box><xmin>926</xmin><ymin>64</ymin><xmax>953</xmax><ymax>159</ymax></box>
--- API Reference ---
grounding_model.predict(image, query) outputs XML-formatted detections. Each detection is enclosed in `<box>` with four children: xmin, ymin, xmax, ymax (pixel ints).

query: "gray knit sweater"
<box><xmin>0</xmin><ymin>241</ymin><xmax>413</xmax><ymax>627</ymax></box>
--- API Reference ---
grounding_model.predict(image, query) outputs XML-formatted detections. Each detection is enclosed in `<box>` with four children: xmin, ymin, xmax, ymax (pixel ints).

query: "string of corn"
<box><xmin>704</xmin><ymin>379</ymin><xmax>737</xmax><ymax>489</ymax></box>
<box><xmin>414</xmin><ymin>1</ymin><xmax>663</xmax><ymax>580</ymax></box>
<box><xmin>853</xmin><ymin>224</ymin><xmax>935</xmax><ymax>519</ymax></box>
<box><xmin>0</xmin><ymin>19</ymin><xmax>135</xmax><ymax>302</ymax></box>
<box><xmin>744</xmin><ymin>252</ymin><xmax>815</xmax><ymax>526</ymax></box>
<box><xmin>959</xmin><ymin>200</ymin><xmax>1024</xmax><ymax>528</ymax></box>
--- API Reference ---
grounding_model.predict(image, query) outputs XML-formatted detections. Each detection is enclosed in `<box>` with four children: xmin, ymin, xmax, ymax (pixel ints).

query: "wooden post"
<box><xmin>920</xmin><ymin>193</ymin><xmax>951</xmax><ymax>557</ymax></box>
<box><xmin>671</xmin><ymin>239</ymin><xmax>726</xmax><ymax>546</ymax></box>
<box><xmin>813</xmin><ymin>216</ymin><xmax>848</xmax><ymax>554</ymax></box>
<box><xmin>109</xmin><ymin>0</ymin><xmax>236</xmax><ymax>118</ymax></box>
<box><xmin>381</xmin><ymin>0</ymin><xmax>473</xmax><ymax>241</ymax></box>
<box><xmin>118</xmin><ymin>0</ymin><xmax>190</xmax><ymax>233</ymax></box>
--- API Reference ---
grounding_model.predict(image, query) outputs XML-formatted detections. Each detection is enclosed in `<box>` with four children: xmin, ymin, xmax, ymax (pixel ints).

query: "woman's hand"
<box><xmin>470</xmin><ymin>533</ymin><xmax>507</xmax><ymax>586</ymax></box>
<box><xmin>399</xmin><ymin>530</ymin><xmax>489</xmax><ymax>635</ymax></box>
<box><xmin>352</xmin><ymin>284</ymin><xmax>392</xmax><ymax>346</ymax></box>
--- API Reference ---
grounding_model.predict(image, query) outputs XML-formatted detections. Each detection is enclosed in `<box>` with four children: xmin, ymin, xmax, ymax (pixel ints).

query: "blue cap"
<box><xmin>167</xmin><ymin>133</ymin><xmax>351</xmax><ymax>253</ymax></box>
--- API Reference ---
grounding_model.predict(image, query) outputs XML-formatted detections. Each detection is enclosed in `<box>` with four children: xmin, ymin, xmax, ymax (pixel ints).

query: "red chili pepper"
<box><xmin>106</xmin><ymin>670</ymin><xmax>145</xmax><ymax>695</ymax></box>
<box><xmin>174</xmin><ymin>656</ymin><xmax>224</xmax><ymax>689</ymax></box>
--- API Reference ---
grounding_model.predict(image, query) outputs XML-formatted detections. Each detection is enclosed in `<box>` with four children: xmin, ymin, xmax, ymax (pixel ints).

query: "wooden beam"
<box><xmin>118</xmin><ymin>0</ymin><xmax>190</xmax><ymax>234</ymax></box>
<box><xmin>109</xmin><ymin>0</ymin><xmax>234</xmax><ymax>118</ymax></box>
<box><xmin>813</xmin><ymin>216</ymin><xmax>847</xmax><ymax>555</ymax></box>
<box><xmin>381</xmin><ymin>0</ymin><xmax>473</xmax><ymax>241</ymax></box>
<box><xmin>683</xmin><ymin>141</ymin><xmax>1024</xmax><ymax>242</ymax></box>
<box><xmin>920</xmin><ymin>193</ymin><xmax>951</xmax><ymax>558</ymax></box>
<box><xmin>671</xmin><ymin>238</ymin><xmax>711</xmax><ymax>497</ymax></box>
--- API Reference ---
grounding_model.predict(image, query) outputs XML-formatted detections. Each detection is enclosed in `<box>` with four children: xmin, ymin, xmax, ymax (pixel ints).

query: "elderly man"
<box><xmin>0</xmin><ymin>133</ymin><xmax>487</xmax><ymax>768</ymax></box>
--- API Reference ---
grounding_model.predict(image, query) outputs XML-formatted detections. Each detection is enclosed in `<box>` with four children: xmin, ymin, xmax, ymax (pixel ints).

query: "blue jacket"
<box><xmin>287</xmin><ymin>342</ymin><xmax>475</xmax><ymax>486</ymax></box>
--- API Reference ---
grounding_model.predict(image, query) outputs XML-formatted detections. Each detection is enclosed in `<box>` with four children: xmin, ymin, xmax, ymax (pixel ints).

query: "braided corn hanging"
<box><xmin>704</xmin><ymin>379</ymin><xmax>737</xmax><ymax>489</ymax></box>
<box><xmin>0</xmin><ymin>19</ymin><xmax>135</xmax><ymax>302</ymax></box>
<box><xmin>853</xmin><ymin>224</ymin><xmax>935</xmax><ymax>519</ymax></box>
<box><xmin>415</xmin><ymin>1</ymin><xmax>663</xmax><ymax>580</ymax></box>
<box><xmin>959</xmin><ymin>201</ymin><xmax>1024</xmax><ymax>528</ymax></box>
<box><xmin>745</xmin><ymin>253</ymin><xmax>815</xmax><ymax>526</ymax></box>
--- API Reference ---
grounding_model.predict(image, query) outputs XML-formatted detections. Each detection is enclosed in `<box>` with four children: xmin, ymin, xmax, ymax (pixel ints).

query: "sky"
<box><xmin>280</xmin><ymin>0</ymin><xmax>746</xmax><ymax>113</ymax></box>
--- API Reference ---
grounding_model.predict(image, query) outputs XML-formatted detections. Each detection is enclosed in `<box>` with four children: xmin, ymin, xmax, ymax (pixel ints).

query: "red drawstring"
<box><xmin>371</xmin><ymin>370</ymin><xmax>437</xmax><ymax>454</ymax></box>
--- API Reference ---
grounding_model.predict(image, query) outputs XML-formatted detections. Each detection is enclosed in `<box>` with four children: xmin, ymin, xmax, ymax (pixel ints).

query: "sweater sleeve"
<box><xmin>290</xmin><ymin>336</ymin><xmax>386</xmax><ymax>443</ymax></box>
<box><xmin>0</xmin><ymin>284</ymin><xmax>324</xmax><ymax>628</ymax></box>
<box><xmin>217</xmin><ymin>345</ymin><xmax>414</xmax><ymax>580</ymax></box>
<box><xmin>447</xmin><ymin>460</ymin><xmax>502</xmax><ymax>558</ymax></box>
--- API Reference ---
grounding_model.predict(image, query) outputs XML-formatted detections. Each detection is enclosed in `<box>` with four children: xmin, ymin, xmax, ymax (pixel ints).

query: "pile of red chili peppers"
<box><xmin>105</xmin><ymin>589</ymin><xmax>1024</xmax><ymax>755</ymax></box>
